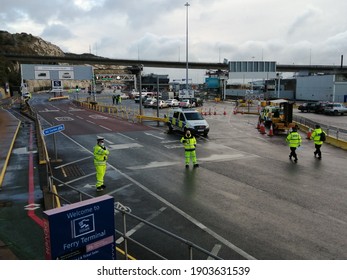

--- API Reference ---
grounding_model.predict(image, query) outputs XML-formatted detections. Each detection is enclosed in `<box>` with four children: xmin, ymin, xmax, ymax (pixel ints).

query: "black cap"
<box><xmin>315</xmin><ymin>124</ymin><xmax>320</xmax><ymax>128</ymax></box>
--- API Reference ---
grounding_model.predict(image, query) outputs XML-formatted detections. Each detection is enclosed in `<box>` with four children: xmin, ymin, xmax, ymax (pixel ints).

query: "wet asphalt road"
<box><xmin>1</xmin><ymin>92</ymin><xmax>347</xmax><ymax>260</ymax></box>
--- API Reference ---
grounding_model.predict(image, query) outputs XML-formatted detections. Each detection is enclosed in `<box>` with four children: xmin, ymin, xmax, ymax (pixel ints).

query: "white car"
<box><xmin>166</xmin><ymin>99</ymin><xmax>179</xmax><ymax>107</ymax></box>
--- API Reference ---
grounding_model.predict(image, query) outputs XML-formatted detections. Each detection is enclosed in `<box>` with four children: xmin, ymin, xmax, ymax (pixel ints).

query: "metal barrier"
<box><xmin>48</xmin><ymin>176</ymin><xmax>222</xmax><ymax>260</ymax></box>
<box><xmin>293</xmin><ymin>115</ymin><xmax>347</xmax><ymax>141</ymax></box>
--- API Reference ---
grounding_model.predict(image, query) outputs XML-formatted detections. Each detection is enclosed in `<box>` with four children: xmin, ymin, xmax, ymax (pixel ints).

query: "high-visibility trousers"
<box><xmin>184</xmin><ymin>150</ymin><xmax>197</xmax><ymax>165</ymax></box>
<box><xmin>95</xmin><ymin>164</ymin><xmax>106</xmax><ymax>187</ymax></box>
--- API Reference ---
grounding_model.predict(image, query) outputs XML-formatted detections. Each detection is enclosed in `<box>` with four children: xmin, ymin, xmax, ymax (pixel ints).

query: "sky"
<box><xmin>1</xmin><ymin>0</ymin><xmax>347</xmax><ymax>83</ymax></box>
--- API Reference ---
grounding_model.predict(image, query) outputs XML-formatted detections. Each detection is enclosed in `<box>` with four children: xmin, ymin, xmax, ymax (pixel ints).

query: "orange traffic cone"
<box><xmin>259</xmin><ymin>122</ymin><xmax>266</xmax><ymax>134</ymax></box>
<box><xmin>306</xmin><ymin>128</ymin><xmax>312</xmax><ymax>139</ymax></box>
<box><xmin>223</xmin><ymin>107</ymin><xmax>227</xmax><ymax>115</ymax></box>
<box><xmin>256</xmin><ymin>120</ymin><xmax>260</xmax><ymax>129</ymax></box>
<box><xmin>268</xmin><ymin>124</ymin><xmax>274</xmax><ymax>136</ymax></box>
<box><xmin>233</xmin><ymin>107</ymin><xmax>237</xmax><ymax>115</ymax></box>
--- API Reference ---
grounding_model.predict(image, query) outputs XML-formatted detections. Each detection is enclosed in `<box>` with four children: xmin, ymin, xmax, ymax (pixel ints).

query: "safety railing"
<box><xmin>48</xmin><ymin>176</ymin><xmax>222</xmax><ymax>260</ymax></box>
<box><xmin>293</xmin><ymin>115</ymin><xmax>347</xmax><ymax>141</ymax></box>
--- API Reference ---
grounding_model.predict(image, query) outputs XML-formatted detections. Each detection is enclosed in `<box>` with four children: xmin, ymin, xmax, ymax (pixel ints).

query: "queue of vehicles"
<box><xmin>298</xmin><ymin>101</ymin><xmax>347</xmax><ymax>115</ymax></box>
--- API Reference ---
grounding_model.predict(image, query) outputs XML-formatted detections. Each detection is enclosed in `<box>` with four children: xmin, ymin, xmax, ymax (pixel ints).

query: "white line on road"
<box><xmin>109</xmin><ymin>143</ymin><xmax>143</xmax><ymax>150</ymax></box>
<box><xmin>107</xmin><ymin>183</ymin><xmax>132</xmax><ymax>195</ymax></box>
<box><xmin>87</xmin><ymin>120</ymin><xmax>95</xmax><ymax>124</ymax></box>
<box><xmin>116</xmin><ymin>207</ymin><xmax>167</xmax><ymax>244</ymax></box>
<box><xmin>117</xmin><ymin>133</ymin><xmax>135</xmax><ymax>141</ymax></box>
<box><xmin>54</xmin><ymin>156</ymin><xmax>92</xmax><ymax>169</ymax></box>
<box><xmin>127</xmin><ymin>161</ymin><xmax>178</xmax><ymax>170</ymax></box>
<box><xmin>99</xmin><ymin>125</ymin><xmax>112</xmax><ymax>131</ymax></box>
<box><xmin>207</xmin><ymin>244</ymin><xmax>222</xmax><ymax>260</ymax></box>
<box><xmin>145</xmin><ymin>132</ymin><xmax>165</xmax><ymax>140</ymax></box>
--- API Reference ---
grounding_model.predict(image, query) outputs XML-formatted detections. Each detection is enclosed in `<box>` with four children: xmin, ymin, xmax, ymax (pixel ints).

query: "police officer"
<box><xmin>286</xmin><ymin>126</ymin><xmax>302</xmax><ymax>163</ymax></box>
<box><xmin>310</xmin><ymin>124</ymin><xmax>326</xmax><ymax>160</ymax></box>
<box><xmin>180</xmin><ymin>129</ymin><xmax>199</xmax><ymax>168</ymax></box>
<box><xmin>93</xmin><ymin>137</ymin><xmax>109</xmax><ymax>191</ymax></box>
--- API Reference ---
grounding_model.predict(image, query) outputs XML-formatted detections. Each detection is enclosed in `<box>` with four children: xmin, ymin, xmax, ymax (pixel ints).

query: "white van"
<box><xmin>166</xmin><ymin>108</ymin><xmax>209</xmax><ymax>137</ymax></box>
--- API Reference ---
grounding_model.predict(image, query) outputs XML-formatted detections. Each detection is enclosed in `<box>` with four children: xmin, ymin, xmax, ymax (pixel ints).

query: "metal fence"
<box><xmin>293</xmin><ymin>115</ymin><xmax>347</xmax><ymax>141</ymax></box>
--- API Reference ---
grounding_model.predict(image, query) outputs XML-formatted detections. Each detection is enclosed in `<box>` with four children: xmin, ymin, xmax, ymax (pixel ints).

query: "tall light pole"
<box><xmin>185</xmin><ymin>2</ymin><xmax>190</xmax><ymax>93</ymax></box>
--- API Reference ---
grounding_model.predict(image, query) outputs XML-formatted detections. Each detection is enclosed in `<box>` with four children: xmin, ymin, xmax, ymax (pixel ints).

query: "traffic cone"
<box><xmin>209</xmin><ymin>108</ymin><xmax>211</xmax><ymax>115</ymax></box>
<box><xmin>268</xmin><ymin>124</ymin><xmax>274</xmax><ymax>136</ymax></box>
<box><xmin>233</xmin><ymin>107</ymin><xmax>237</xmax><ymax>114</ymax></box>
<box><xmin>306</xmin><ymin>128</ymin><xmax>312</xmax><ymax>139</ymax></box>
<box><xmin>259</xmin><ymin>122</ymin><xmax>266</xmax><ymax>134</ymax></box>
<box><xmin>223</xmin><ymin>107</ymin><xmax>227</xmax><ymax>115</ymax></box>
<box><xmin>256</xmin><ymin>120</ymin><xmax>260</xmax><ymax>129</ymax></box>
<box><xmin>214</xmin><ymin>108</ymin><xmax>217</xmax><ymax>115</ymax></box>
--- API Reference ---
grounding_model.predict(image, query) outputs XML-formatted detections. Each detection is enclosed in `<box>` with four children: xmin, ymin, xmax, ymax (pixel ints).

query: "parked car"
<box><xmin>323</xmin><ymin>103</ymin><xmax>347</xmax><ymax>115</ymax></box>
<box><xmin>152</xmin><ymin>100</ymin><xmax>168</xmax><ymax>109</ymax></box>
<box><xmin>143</xmin><ymin>98</ymin><xmax>157</xmax><ymax>108</ymax></box>
<box><xmin>298</xmin><ymin>102</ymin><xmax>317</xmax><ymax>112</ymax></box>
<box><xmin>179</xmin><ymin>99</ymin><xmax>194</xmax><ymax>108</ymax></box>
<box><xmin>166</xmin><ymin>99</ymin><xmax>179</xmax><ymax>107</ymax></box>
<box><xmin>314</xmin><ymin>101</ymin><xmax>329</xmax><ymax>114</ymax></box>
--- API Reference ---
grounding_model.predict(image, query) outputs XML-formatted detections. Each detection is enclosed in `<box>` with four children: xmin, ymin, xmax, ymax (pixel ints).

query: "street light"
<box><xmin>185</xmin><ymin>2</ymin><xmax>190</xmax><ymax>93</ymax></box>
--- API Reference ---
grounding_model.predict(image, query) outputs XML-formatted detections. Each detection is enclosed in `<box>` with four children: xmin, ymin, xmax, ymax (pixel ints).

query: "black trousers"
<box><xmin>290</xmin><ymin>147</ymin><xmax>298</xmax><ymax>160</ymax></box>
<box><xmin>314</xmin><ymin>144</ymin><xmax>322</xmax><ymax>158</ymax></box>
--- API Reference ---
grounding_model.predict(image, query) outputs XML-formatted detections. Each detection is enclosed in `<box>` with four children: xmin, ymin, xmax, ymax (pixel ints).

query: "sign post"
<box><xmin>42</xmin><ymin>124</ymin><xmax>65</xmax><ymax>161</ymax></box>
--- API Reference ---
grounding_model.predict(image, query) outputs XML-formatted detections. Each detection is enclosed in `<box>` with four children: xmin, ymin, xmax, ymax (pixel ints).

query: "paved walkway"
<box><xmin>0</xmin><ymin>106</ymin><xmax>21</xmax><ymax>259</ymax></box>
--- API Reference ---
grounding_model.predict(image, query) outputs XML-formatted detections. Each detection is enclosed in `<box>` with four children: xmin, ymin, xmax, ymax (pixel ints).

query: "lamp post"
<box><xmin>185</xmin><ymin>2</ymin><xmax>190</xmax><ymax>94</ymax></box>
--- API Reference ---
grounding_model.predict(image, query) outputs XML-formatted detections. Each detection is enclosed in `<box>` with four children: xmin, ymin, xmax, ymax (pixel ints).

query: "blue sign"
<box><xmin>42</xmin><ymin>124</ymin><xmax>65</xmax><ymax>136</ymax></box>
<box><xmin>43</xmin><ymin>195</ymin><xmax>115</xmax><ymax>260</ymax></box>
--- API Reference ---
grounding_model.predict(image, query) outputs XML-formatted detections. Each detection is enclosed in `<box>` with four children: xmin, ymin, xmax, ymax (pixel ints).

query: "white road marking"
<box><xmin>69</xmin><ymin>107</ymin><xmax>84</xmax><ymax>111</ymax></box>
<box><xmin>116</xmin><ymin>207</ymin><xmax>167</xmax><ymax>244</ymax></box>
<box><xmin>12</xmin><ymin>147</ymin><xmax>37</xmax><ymax>154</ymax></box>
<box><xmin>107</xmin><ymin>183</ymin><xmax>133</xmax><ymax>195</ymax></box>
<box><xmin>87</xmin><ymin>120</ymin><xmax>95</xmax><ymax>124</ymax></box>
<box><xmin>127</xmin><ymin>161</ymin><xmax>178</xmax><ymax>170</ymax></box>
<box><xmin>117</xmin><ymin>133</ymin><xmax>135</xmax><ymax>141</ymax></box>
<box><xmin>38</xmin><ymin>108</ymin><xmax>59</xmax><ymax>113</ymax></box>
<box><xmin>89</xmin><ymin>114</ymin><xmax>108</xmax><ymax>119</ymax></box>
<box><xmin>24</xmin><ymin>203</ymin><xmax>41</xmax><ymax>210</ymax></box>
<box><xmin>199</xmin><ymin>153</ymin><xmax>259</xmax><ymax>162</ymax></box>
<box><xmin>164</xmin><ymin>144</ymin><xmax>182</xmax><ymax>149</ymax></box>
<box><xmin>54</xmin><ymin>156</ymin><xmax>92</xmax><ymax>169</ymax></box>
<box><xmin>76</xmin><ymin>116</ymin><xmax>84</xmax><ymax>120</ymax></box>
<box><xmin>145</xmin><ymin>132</ymin><xmax>165</xmax><ymax>140</ymax></box>
<box><xmin>57</xmin><ymin>172</ymin><xmax>96</xmax><ymax>187</ymax></box>
<box><xmin>109</xmin><ymin>143</ymin><xmax>143</xmax><ymax>150</ymax></box>
<box><xmin>55</xmin><ymin>117</ymin><xmax>73</xmax><ymax>121</ymax></box>
<box><xmin>99</xmin><ymin>125</ymin><xmax>112</xmax><ymax>131</ymax></box>
<box><xmin>207</xmin><ymin>244</ymin><xmax>222</xmax><ymax>260</ymax></box>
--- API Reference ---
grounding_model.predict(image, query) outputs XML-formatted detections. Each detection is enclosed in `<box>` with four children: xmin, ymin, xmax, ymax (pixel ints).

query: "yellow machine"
<box><xmin>260</xmin><ymin>100</ymin><xmax>295</xmax><ymax>134</ymax></box>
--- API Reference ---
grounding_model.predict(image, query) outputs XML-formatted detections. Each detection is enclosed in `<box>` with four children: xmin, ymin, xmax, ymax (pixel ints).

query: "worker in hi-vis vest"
<box><xmin>180</xmin><ymin>129</ymin><xmax>199</xmax><ymax>168</ymax></box>
<box><xmin>286</xmin><ymin>126</ymin><xmax>302</xmax><ymax>163</ymax></box>
<box><xmin>93</xmin><ymin>137</ymin><xmax>109</xmax><ymax>191</ymax></box>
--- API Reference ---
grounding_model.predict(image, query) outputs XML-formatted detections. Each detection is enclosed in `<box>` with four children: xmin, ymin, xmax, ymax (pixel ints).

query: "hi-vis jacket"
<box><xmin>180</xmin><ymin>135</ymin><xmax>197</xmax><ymax>151</ymax></box>
<box><xmin>286</xmin><ymin>131</ymin><xmax>302</xmax><ymax>147</ymax></box>
<box><xmin>93</xmin><ymin>145</ymin><xmax>110</xmax><ymax>166</ymax></box>
<box><xmin>311</xmin><ymin>128</ymin><xmax>325</xmax><ymax>145</ymax></box>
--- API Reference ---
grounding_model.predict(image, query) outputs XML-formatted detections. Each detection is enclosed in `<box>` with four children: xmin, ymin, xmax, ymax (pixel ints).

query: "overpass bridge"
<box><xmin>2</xmin><ymin>53</ymin><xmax>347</xmax><ymax>74</ymax></box>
